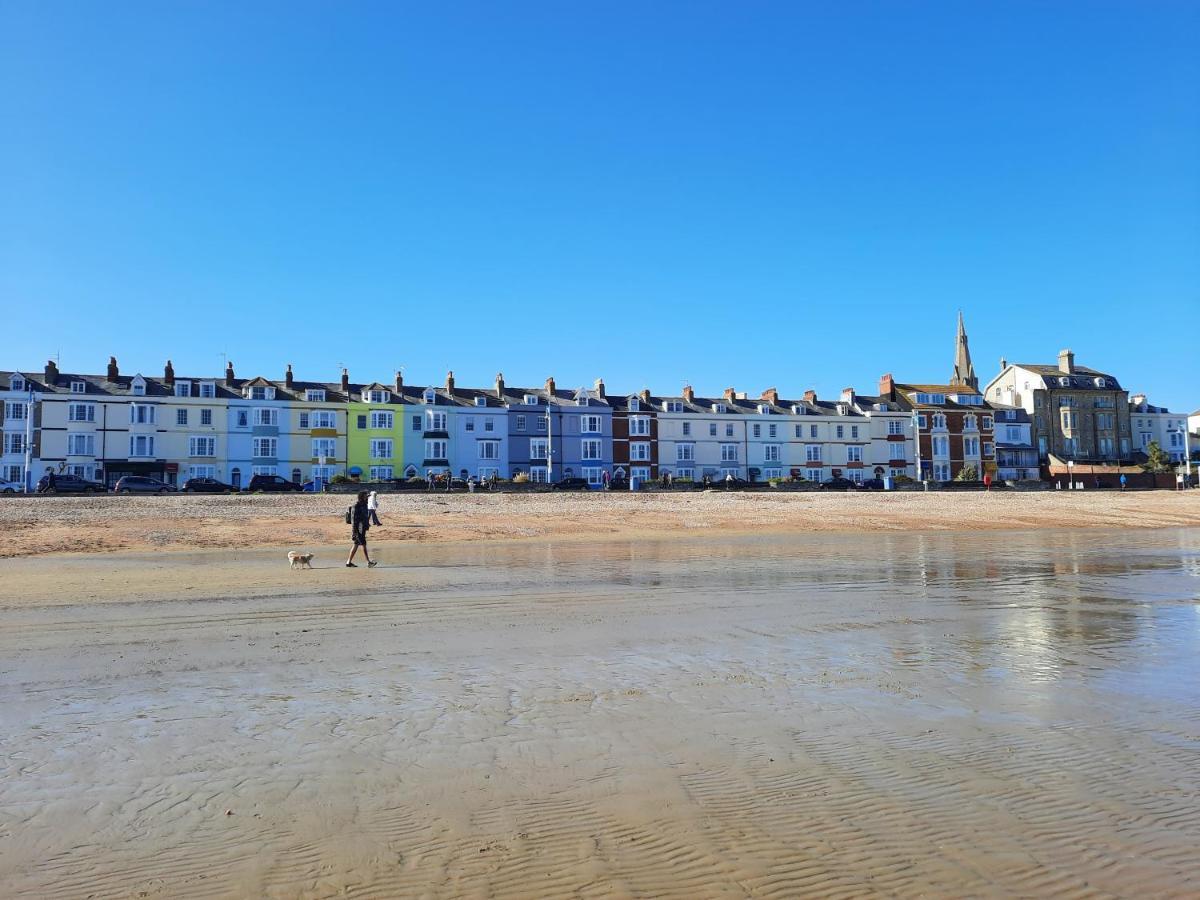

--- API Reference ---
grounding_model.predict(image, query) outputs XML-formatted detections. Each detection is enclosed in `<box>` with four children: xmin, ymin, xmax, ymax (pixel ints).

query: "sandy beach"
<box><xmin>1</xmin><ymin>489</ymin><xmax>1199</xmax><ymax>560</ymax></box>
<box><xmin>2</xmin><ymin>499</ymin><xmax>1199</xmax><ymax>898</ymax></box>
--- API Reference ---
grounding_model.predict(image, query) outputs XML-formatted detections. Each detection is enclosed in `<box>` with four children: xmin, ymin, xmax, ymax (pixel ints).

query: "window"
<box><xmin>631</xmin><ymin>442</ymin><xmax>650</xmax><ymax>461</ymax></box>
<box><xmin>720</xmin><ymin>444</ymin><xmax>738</xmax><ymax>462</ymax></box>
<box><xmin>235</xmin><ymin>410</ymin><xmax>249</xmax><ymax>428</ymax></box>
<box><xmin>357</xmin><ymin>414</ymin><xmax>368</xmax><ymax>429</ymax></box>
<box><xmin>934</xmin><ymin>463</ymin><xmax>951</xmax><ymax>481</ymax></box>
<box><xmin>806</xmin><ymin>445</ymin><xmax>822</xmax><ymax>462</ymax></box>
<box><xmin>915</xmin><ymin>393</ymin><xmax>945</xmax><ymax>405</ymax></box>
<box><xmin>478</xmin><ymin>440</ymin><xmax>500</xmax><ymax>460</ymax></box>
<box><xmin>631</xmin><ymin>466</ymin><xmax>651</xmax><ymax>482</ymax></box>
<box><xmin>537</xmin><ymin>416</ymin><xmax>547</xmax><ymax>432</ymax></box>
<box><xmin>530</xmin><ymin>439</ymin><xmax>548</xmax><ymax>460</ymax></box>
<box><xmin>582</xmin><ymin>439</ymin><xmax>602</xmax><ymax>460</ymax></box>
<box><xmin>682</xmin><ymin>422</ymin><xmax>691</xmax><ymax>436</ymax></box>
<box><xmin>465</xmin><ymin>419</ymin><xmax>475</xmax><ymax>432</ymax></box>
<box><xmin>130</xmin><ymin>404</ymin><xmax>156</xmax><ymax>424</ymax></box>
<box><xmin>251</xmin><ymin>465</ymin><xmax>277</xmax><ymax>476</ymax></box>
<box><xmin>523</xmin><ymin>394</ymin><xmax>538</xmax><ymax>406</ymax></box>
<box><xmin>628</xmin><ymin>397</ymin><xmax>640</xmax><ymax>411</ymax></box>
<box><xmin>200</xmin><ymin>382</ymin><xmax>215</xmax><ymax>398</ymax></box>
<box><xmin>916</xmin><ymin>414</ymin><xmax>927</xmax><ymax>428</ymax></box>
<box><xmin>887</xmin><ymin>420</ymin><xmax>904</xmax><ymax>435</ymax></box>
<box><xmin>312</xmin><ymin>465</ymin><xmax>335</xmax><ymax>481</ymax></box>
<box><xmin>369</xmin><ymin>439</ymin><xmax>394</xmax><ymax>459</ymax></box>
<box><xmin>370</xmin><ymin>410</ymin><xmax>394</xmax><ymax>430</ymax></box>
<box><xmin>847</xmin><ymin>446</ymin><xmax>862</xmax><ymax>463</ymax></box>
<box><xmin>475</xmin><ymin>397</ymin><xmax>487</xmax><ymax>407</ymax></box>
<box><xmin>425</xmin><ymin>389</ymin><xmax>437</xmax><ymax>404</ymax></box>
<box><xmin>753</xmin><ymin>423</ymin><xmax>761</xmax><ymax>438</ymax></box>
<box><xmin>933</xmin><ymin>436</ymin><xmax>950</xmax><ymax>456</ymax></box>
<box><xmin>665</xmin><ymin>401</ymin><xmax>683</xmax><ymax>413</ymax></box>
<box><xmin>809</xmin><ymin>424</ymin><xmax>818</xmax><ymax>439</ymax></box>
<box><xmin>70</xmin><ymin>381</ymin><xmax>86</xmax><ymax>394</ymax></box>
<box><xmin>676</xmin><ymin>467</ymin><xmax>694</xmax><ymax>480</ymax></box>
<box><xmin>129</xmin><ymin>435</ymin><xmax>155</xmax><ymax>457</ymax></box>
<box><xmin>583</xmin><ymin>467</ymin><xmax>603</xmax><ymax>485</ymax></box>
<box><xmin>1061</xmin><ymin>410</ymin><xmax>1077</xmax><ymax>430</ymax></box>
<box><xmin>850</xmin><ymin>425</ymin><xmax>858</xmax><ymax>439</ymax></box>
<box><xmin>312</xmin><ymin>438</ymin><xmax>336</xmax><ymax>459</ymax></box>
<box><xmin>306</xmin><ymin>389</ymin><xmax>326</xmax><ymax>402</ymax></box>
<box><xmin>890</xmin><ymin>444</ymin><xmax>906</xmax><ymax>461</ymax></box>
<box><xmin>846</xmin><ymin>469</ymin><xmax>863</xmax><ymax>484</ymax></box>
<box><xmin>174</xmin><ymin>383</ymin><xmax>191</xmax><ymax>398</ymax></box>
<box><xmin>3</xmin><ymin>433</ymin><xmax>25</xmax><ymax>454</ymax></box>
<box><xmin>764</xmin><ymin>444</ymin><xmax>781</xmax><ymax>462</ymax></box>
<box><xmin>932</xmin><ymin>414</ymin><xmax>946</xmax><ymax>429</ymax></box>
<box><xmin>529</xmin><ymin>466</ymin><xmax>547</xmax><ymax>483</ymax></box>
<box><xmin>1096</xmin><ymin>413</ymin><xmax>1114</xmax><ymax>430</ymax></box>
<box><xmin>807</xmin><ymin>468</ymin><xmax>823</xmax><ymax>482</ymax></box>
<box><xmin>5</xmin><ymin>401</ymin><xmax>28</xmax><ymax>420</ymax></box>
<box><xmin>629</xmin><ymin>416</ymin><xmax>650</xmax><ymax>436</ymax></box>
<box><xmin>425</xmin><ymin>439</ymin><xmax>448</xmax><ymax>459</ymax></box>
<box><xmin>963</xmin><ymin>415</ymin><xmax>976</xmax><ymax>431</ymax></box>
<box><xmin>249</xmin><ymin>386</ymin><xmax>275</xmax><ymax>400</ymax></box>
<box><xmin>198</xmin><ymin>408</ymin><xmax>211</xmax><ymax>427</ymax></box>
<box><xmin>516</xmin><ymin>415</ymin><xmax>526</xmax><ymax>431</ymax></box>
<box><xmin>188</xmin><ymin>465</ymin><xmax>216</xmax><ymax>480</ymax></box>
<box><xmin>725</xmin><ymin>424</ymin><xmax>734</xmax><ymax>437</ymax></box>
<box><xmin>176</xmin><ymin>409</ymin><xmax>188</xmax><ymax>426</ymax></box>
<box><xmin>580</xmin><ymin>415</ymin><xmax>602</xmax><ymax>433</ymax></box>
<box><xmin>709</xmin><ymin>423</ymin><xmax>717</xmax><ymax>436</ymax></box>
<box><xmin>299</xmin><ymin>413</ymin><xmax>310</xmax><ymax>429</ymax></box>
<box><xmin>67</xmin><ymin>433</ymin><xmax>95</xmax><ymax>455</ymax></box>
<box><xmin>411</xmin><ymin>415</ymin><xmax>422</xmax><ymax>431</ymax></box>
<box><xmin>677</xmin><ymin>444</ymin><xmax>695</xmax><ymax>462</ymax></box>
<box><xmin>252</xmin><ymin>437</ymin><xmax>278</xmax><ymax>457</ymax></box>
<box><xmin>189</xmin><ymin>436</ymin><xmax>216</xmax><ymax>457</ymax></box>
<box><xmin>485</xmin><ymin>418</ymin><xmax>495</xmax><ymax>432</ymax></box>
<box><xmin>836</xmin><ymin>425</ymin><xmax>844</xmax><ymax>439</ymax></box>
<box><xmin>369</xmin><ymin>465</ymin><xmax>393</xmax><ymax>481</ymax></box>
<box><xmin>426</xmin><ymin>411</ymin><xmax>447</xmax><ymax>431</ymax></box>
<box><xmin>365</xmin><ymin>389</ymin><xmax>390</xmax><ymax>404</ymax></box>
<box><xmin>254</xmin><ymin>408</ymin><xmax>278</xmax><ymax>426</ymax></box>
<box><xmin>966</xmin><ymin>437</ymin><xmax>981</xmax><ymax>455</ymax></box>
<box><xmin>11</xmin><ymin>377</ymin><xmax>24</xmax><ymax>392</ymax></box>
<box><xmin>713</xmin><ymin>403</ymin><xmax>727</xmax><ymax>414</ymax></box>
<box><xmin>981</xmin><ymin>415</ymin><xmax>993</xmax><ymax>429</ymax></box>
<box><xmin>68</xmin><ymin>402</ymin><xmax>95</xmax><ymax>422</ymax></box>
<box><xmin>983</xmin><ymin>442</ymin><xmax>994</xmax><ymax>457</ymax></box>
<box><xmin>132</xmin><ymin>380</ymin><xmax>146</xmax><ymax>396</ymax></box>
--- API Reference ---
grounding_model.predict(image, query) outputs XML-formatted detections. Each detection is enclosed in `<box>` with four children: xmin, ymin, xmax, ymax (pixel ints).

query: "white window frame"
<box><xmin>129</xmin><ymin>434</ymin><xmax>155</xmax><ymax>457</ymax></box>
<box><xmin>580</xmin><ymin>415</ymin><xmax>602</xmax><ymax>433</ymax></box>
<box><xmin>370</xmin><ymin>410</ymin><xmax>394</xmax><ymax>430</ymax></box>
<box><xmin>581</xmin><ymin>438</ymin><xmax>602</xmax><ymax>460</ymax></box>
<box><xmin>68</xmin><ymin>402</ymin><xmax>95</xmax><ymax>422</ymax></box>
<box><xmin>630</xmin><ymin>442</ymin><xmax>651</xmax><ymax>461</ymax></box>
<box><xmin>252</xmin><ymin>437</ymin><xmax>278</xmax><ymax>458</ymax></box>
<box><xmin>312</xmin><ymin>438</ymin><xmax>336</xmax><ymax>459</ymax></box>
<box><xmin>67</xmin><ymin>432</ymin><xmax>95</xmax><ymax>456</ymax></box>
<box><xmin>369</xmin><ymin>439</ymin><xmax>394</xmax><ymax>459</ymax></box>
<box><xmin>189</xmin><ymin>436</ymin><xmax>216</xmax><ymax>457</ymax></box>
<box><xmin>478</xmin><ymin>440</ymin><xmax>500</xmax><ymax>460</ymax></box>
<box><xmin>530</xmin><ymin>439</ymin><xmax>548</xmax><ymax>460</ymax></box>
<box><xmin>306</xmin><ymin>389</ymin><xmax>326</xmax><ymax>402</ymax></box>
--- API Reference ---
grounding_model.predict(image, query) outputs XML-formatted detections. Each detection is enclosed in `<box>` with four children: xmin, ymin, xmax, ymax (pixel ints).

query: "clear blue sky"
<box><xmin>2</xmin><ymin>1</ymin><xmax>1197</xmax><ymax>410</ymax></box>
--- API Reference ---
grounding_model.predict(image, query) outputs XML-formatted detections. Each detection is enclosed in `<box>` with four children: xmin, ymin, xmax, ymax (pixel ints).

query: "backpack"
<box><xmin>345</xmin><ymin>506</ymin><xmax>353</xmax><ymax>524</ymax></box>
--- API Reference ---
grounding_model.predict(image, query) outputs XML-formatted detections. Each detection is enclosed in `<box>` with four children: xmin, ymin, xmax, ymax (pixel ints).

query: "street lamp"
<box><xmin>1067</xmin><ymin>459</ymin><xmax>1075</xmax><ymax>490</ymax></box>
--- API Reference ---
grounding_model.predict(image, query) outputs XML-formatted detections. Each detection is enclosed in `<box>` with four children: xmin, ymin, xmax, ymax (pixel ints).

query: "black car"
<box><xmin>858</xmin><ymin>478</ymin><xmax>886</xmax><ymax>491</ymax></box>
<box><xmin>551</xmin><ymin>477</ymin><xmax>591</xmax><ymax>491</ymax></box>
<box><xmin>245</xmin><ymin>474</ymin><xmax>304</xmax><ymax>493</ymax></box>
<box><xmin>182</xmin><ymin>477</ymin><xmax>238</xmax><ymax>493</ymax></box>
<box><xmin>37</xmin><ymin>473</ymin><xmax>107</xmax><ymax>494</ymax></box>
<box><xmin>820</xmin><ymin>476</ymin><xmax>857</xmax><ymax>491</ymax></box>
<box><xmin>114</xmin><ymin>475</ymin><xmax>178</xmax><ymax>494</ymax></box>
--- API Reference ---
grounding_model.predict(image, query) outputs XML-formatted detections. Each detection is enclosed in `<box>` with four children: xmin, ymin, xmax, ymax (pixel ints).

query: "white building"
<box><xmin>1130</xmin><ymin>395</ymin><xmax>1191</xmax><ymax>463</ymax></box>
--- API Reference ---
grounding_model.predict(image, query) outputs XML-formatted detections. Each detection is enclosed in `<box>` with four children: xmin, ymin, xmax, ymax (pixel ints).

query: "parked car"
<box><xmin>858</xmin><ymin>478</ymin><xmax>886</xmax><ymax>491</ymax></box>
<box><xmin>114</xmin><ymin>475</ymin><xmax>178</xmax><ymax>494</ymax></box>
<box><xmin>38</xmin><ymin>473</ymin><xmax>107</xmax><ymax>493</ymax></box>
<box><xmin>820</xmin><ymin>476</ymin><xmax>857</xmax><ymax>491</ymax></box>
<box><xmin>0</xmin><ymin>478</ymin><xmax>23</xmax><ymax>493</ymax></box>
<box><xmin>551</xmin><ymin>477</ymin><xmax>591</xmax><ymax>491</ymax></box>
<box><xmin>181</xmin><ymin>477</ymin><xmax>237</xmax><ymax>493</ymax></box>
<box><xmin>245</xmin><ymin>474</ymin><xmax>304</xmax><ymax>493</ymax></box>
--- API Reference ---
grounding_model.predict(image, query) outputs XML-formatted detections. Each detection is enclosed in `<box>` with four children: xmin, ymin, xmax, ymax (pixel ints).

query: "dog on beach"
<box><xmin>288</xmin><ymin>551</ymin><xmax>314</xmax><ymax>569</ymax></box>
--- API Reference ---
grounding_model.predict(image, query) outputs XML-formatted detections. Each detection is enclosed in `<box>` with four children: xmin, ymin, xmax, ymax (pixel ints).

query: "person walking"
<box><xmin>725</xmin><ymin>472</ymin><xmax>734</xmax><ymax>491</ymax></box>
<box><xmin>367</xmin><ymin>489</ymin><xmax>382</xmax><ymax>527</ymax></box>
<box><xmin>346</xmin><ymin>490</ymin><xmax>377</xmax><ymax>568</ymax></box>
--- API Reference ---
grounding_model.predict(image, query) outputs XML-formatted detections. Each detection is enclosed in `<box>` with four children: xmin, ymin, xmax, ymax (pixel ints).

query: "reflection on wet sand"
<box><xmin>1</xmin><ymin>528</ymin><xmax>1198</xmax><ymax>898</ymax></box>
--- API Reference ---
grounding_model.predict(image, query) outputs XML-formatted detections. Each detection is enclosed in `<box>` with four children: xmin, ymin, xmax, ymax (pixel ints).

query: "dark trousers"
<box><xmin>369</xmin><ymin>509</ymin><xmax>382</xmax><ymax>526</ymax></box>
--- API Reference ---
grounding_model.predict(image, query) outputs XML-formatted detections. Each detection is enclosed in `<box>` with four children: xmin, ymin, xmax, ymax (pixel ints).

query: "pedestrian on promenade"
<box><xmin>602</xmin><ymin>470</ymin><xmax>610</xmax><ymax>490</ymax></box>
<box><xmin>367</xmin><ymin>489</ymin><xmax>382</xmax><ymax>527</ymax></box>
<box><xmin>346</xmin><ymin>490</ymin><xmax>376</xmax><ymax>568</ymax></box>
<box><xmin>1120</xmin><ymin>473</ymin><xmax>1127</xmax><ymax>491</ymax></box>
<box><xmin>426</xmin><ymin>471</ymin><xmax>435</xmax><ymax>491</ymax></box>
<box><xmin>725</xmin><ymin>472</ymin><xmax>734</xmax><ymax>491</ymax></box>
<box><xmin>445</xmin><ymin>468</ymin><xmax>453</xmax><ymax>492</ymax></box>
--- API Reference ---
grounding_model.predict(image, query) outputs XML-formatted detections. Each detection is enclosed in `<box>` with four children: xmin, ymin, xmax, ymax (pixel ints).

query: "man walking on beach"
<box><xmin>367</xmin><ymin>489</ymin><xmax>382</xmax><ymax>527</ymax></box>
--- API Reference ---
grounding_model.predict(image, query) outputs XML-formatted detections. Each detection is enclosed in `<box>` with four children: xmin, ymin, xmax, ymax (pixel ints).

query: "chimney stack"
<box><xmin>164</xmin><ymin>359</ymin><xmax>175</xmax><ymax>386</ymax></box>
<box><xmin>803</xmin><ymin>389</ymin><xmax>817</xmax><ymax>404</ymax></box>
<box><xmin>639</xmin><ymin>388</ymin><xmax>651</xmax><ymax>404</ymax></box>
<box><xmin>878</xmin><ymin>373</ymin><xmax>895</xmax><ymax>399</ymax></box>
<box><xmin>545</xmin><ymin>376</ymin><xmax>556</xmax><ymax>395</ymax></box>
<box><xmin>394</xmin><ymin>370</ymin><xmax>404</xmax><ymax>393</ymax></box>
<box><xmin>682</xmin><ymin>384</ymin><xmax>694</xmax><ymax>403</ymax></box>
<box><xmin>44</xmin><ymin>359</ymin><xmax>59</xmax><ymax>383</ymax></box>
<box><xmin>723</xmin><ymin>387</ymin><xmax>736</xmax><ymax>402</ymax></box>
<box><xmin>284</xmin><ymin>364</ymin><xmax>294</xmax><ymax>389</ymax></box>
<box><xmin>760</xmin><ymin>387</ymin><xmax>779</xmax><ymax>405</ymax></box>
<box><xmin>495</xmin><ymin>372</ymin><xmax>505</xmax><ymax>398</ymax></box>
<box><xmin>340</xmin><ymin>368</ymin><xmax>349</xmax><ymax>392</ymax></box>
<box><xmin>999</xmin><ymin>357</ymin><xmax>1007</xmax><ymax>371</ymax></box>
<box><xmin>225</xmin><ymin>361</ymin><xmax>235</xmax><ymax>386</ymax></box>
<box><xmin>840</xmin><ymin>386</ymin><xmax>855</xmax><ymax>404</ymax></box>
<box><xmin>446</xmin><ymin>370</ymin><xmax>455</xmax><ymax>392</ymax></box>
<box><xmin>107</xmin><ymin>356</ymin><xmax>119</xmax><ymax>381</ymax></box>
<box><xmin>594</xmin><ymin>377</ymin><xmax>605</xmax><ymax>398</ymax></box>
<box><xmin>1058</xmin><ymin>349</ymin><xmax>1075</xmax><ymax>374</ymax></box>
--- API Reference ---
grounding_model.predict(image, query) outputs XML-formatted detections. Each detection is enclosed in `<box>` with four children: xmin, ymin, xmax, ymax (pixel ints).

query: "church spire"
<box><xmin>950</xmin><ymin>310</ymin><xmax>978</xmax><ymax>390</ymax></box>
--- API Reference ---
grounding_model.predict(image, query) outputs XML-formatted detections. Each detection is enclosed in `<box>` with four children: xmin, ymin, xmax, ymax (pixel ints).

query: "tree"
<box><xmin>955</xmin><ymin>464</ymin><xmax>978</xmax><ymax>482</ymax></box>
<box><xmin>1141</xmin><ymin>441</ymin><xmax>1174</xmax><ymax>474</ymax></box>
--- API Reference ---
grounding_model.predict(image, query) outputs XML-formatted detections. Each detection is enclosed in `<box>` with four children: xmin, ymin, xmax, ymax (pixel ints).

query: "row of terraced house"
<box><xmin>0</xmin><ymin>316</ymin><xmax>1192</xmax><ymax>490</ymax></box>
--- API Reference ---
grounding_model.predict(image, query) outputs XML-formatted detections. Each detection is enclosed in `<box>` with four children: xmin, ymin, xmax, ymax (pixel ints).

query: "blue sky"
<box><xmin>2</xmin><ymin>1</ymin><xmax>1197</xmax><ymax>409</ymax></box>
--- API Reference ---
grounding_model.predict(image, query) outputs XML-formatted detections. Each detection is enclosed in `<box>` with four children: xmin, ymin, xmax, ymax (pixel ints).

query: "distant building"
<box><xmin>989</xmin><ymin>406</ymin><xmax>1039</xmax><ymax>481</ymax></box>
<box><xmin>1129</xmin><ymin>395</ymin><xmax>1190</xmax><ymax>463</ymax></box>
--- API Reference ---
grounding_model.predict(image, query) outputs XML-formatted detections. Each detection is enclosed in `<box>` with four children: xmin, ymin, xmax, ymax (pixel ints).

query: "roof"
<box><xmin>891</xmin><ymin>382</ymin><xmax>986</xmax><ymax>410</ymax></box>
<box><xmin>1010</xmin><ymin>362</ymin><xmax>1123</xmax><ymax>390</ymax></box>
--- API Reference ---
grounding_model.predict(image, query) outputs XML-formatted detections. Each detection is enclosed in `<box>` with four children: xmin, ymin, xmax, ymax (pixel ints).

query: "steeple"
<box><xmin>950</xmin><ymin>310</ymin><xmax>978</xmax><ymax>390</ymax></box>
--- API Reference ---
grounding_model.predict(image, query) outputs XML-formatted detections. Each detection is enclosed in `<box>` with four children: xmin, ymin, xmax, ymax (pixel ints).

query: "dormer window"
<box><xmin>132</xmin><ymin>377</ymin><xmax>146</xmax><ymax>396</ymax></box>
<box><xmin>758</xmin><ymin>404</ymin><xmax>769</xmax><ymax>415</ymax></box>
<box><xmin>836</xmin><ymin>403</ymin><xmax>848</xmax><ymax>416</ymax></box>
<box><xmin>1094</xmin><ymin>377</ymin><xmax>1106</xmax><ymax>388</ymax></box>
<box><xmin>664</xmin><ymin>401</ymin><xmax>683</xmax><ymax>413</ymax></box>
<box><xmin>174</xmin><ymin>381</ymin><xmax>191</xmax><ymax>397</ymax></box>
<box><xmin>712</xmin><ymin>403</ymin><xmax>726</xmax><ymax>414</ymax></box>
<box><xmin>365</xmin><ymin>389</ymin><xmax>390</xmax><ymax>404</ymax></box>
<box><xmin>791</xmin><ymin>404</ymin><xmax>806</xmax><ymax>415</ymax></box>
<box><xmin>199</xmin><ymin>381</ymin><xmax>215</xmax><ymax>398</ymax></box>
<box><xmin>70</xmin><ymin>381</ymin><xmax>86</xmax><ymax>394</ymax></box>
<box><xmin>474</xmin><ymin>396</ymin><xmax>487</xmax><ymax>407</ymax></box>
<box><xmin>10</xmin><ymin>376</ymin><xmax>24</xmax><ymax>392</ymax></box>
<box><xmin>247</xmin><ymin>385</ymin><xmax>275</xmax><ymax>400</ymax></box>
<box><xmin>424</xmin><ymin>389</ymin><xmax>436</xmax><ymax>404</ymax></box>
<box><xmin>306</xmin><ymin>389</ymin><xmax>326</xmax><ymax>402</ymax></box>
<box><xmin>523</xmin><ymin>394</ymin><xmax>539</xmax><ymax>406</ymax></box>
<box><xmin>628</xmin><ymin>397</ymin><xmax>640</xmax><ymax>412</ymax></box>
<box><xmin>1058</xmin><ymin>377</ymin><xmax>1070</xmax><ymax>387</ymax></box>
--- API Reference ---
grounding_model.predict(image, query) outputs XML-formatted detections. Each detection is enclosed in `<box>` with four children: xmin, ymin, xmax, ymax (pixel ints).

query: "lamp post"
<box><xmin>912</xmin><ymin>412</ymin><xmax>923</xmax><ymax>486</ymax></box>
<box><xmin>1067</xmin><ymin>459</ymin><xmax>1075</xmax><ymax>490</ymax></box>
<box><xmin>23</xmin><ymin>385</ymin><xmax>34</xmax><ymax>493</ymax></box>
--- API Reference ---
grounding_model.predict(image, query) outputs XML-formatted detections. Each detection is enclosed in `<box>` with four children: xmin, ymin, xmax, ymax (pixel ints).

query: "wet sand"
<box><xmin>2</xmin><ymin>529</ymin><xmax>1199</xmax><ymax>898</ymax></box>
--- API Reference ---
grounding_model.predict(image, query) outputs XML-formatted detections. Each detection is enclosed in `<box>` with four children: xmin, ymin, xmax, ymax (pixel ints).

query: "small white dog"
<box><xmin>288</xmin><ymin>551</ymin><xmax>314</xmax><ymax>569</ymax></box>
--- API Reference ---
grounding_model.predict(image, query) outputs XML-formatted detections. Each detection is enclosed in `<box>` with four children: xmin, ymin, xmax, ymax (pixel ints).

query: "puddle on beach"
<box><xmin>2</xmin><ymin>528</ymin><xmax>1198</xmax><ymax>897</ymax></box>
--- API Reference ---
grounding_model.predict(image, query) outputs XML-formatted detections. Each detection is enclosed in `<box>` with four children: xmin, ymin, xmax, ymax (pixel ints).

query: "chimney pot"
<box><xmin>107</xmin><ymin>356</ymin><xmax>120</xmax><ymax>381</ymax></box>
<box><xmin>803</xmin><ymin>389</ymin><xmax>817</xmax><ymax>404</ymax></box>
<box><xmin>682</xmin><ymin>384</ymin><xmax>694</xmax><ymax>403</ymax></box>
<box><xmin>446</xmin><ymin>370</ymin><xmax>455</xmax><ymax>391</ymax></box>
<box><xmin>594</xmin><ymin>377</ymin><xmax>605</xmax><ymax>398</ymax></box>
<box><xmin>545</xmin><ymin>376</ymin><xmax>556</xmax><ymax>395</ymax></box>
<box><xmin>284</xmin><ymin>364</ymin><xmax>294</xmax><ymax>388</ymax></box>
<box><xmin>1058</xmin><ymin>349</ymin><xmax>1075</xmax><ymax>374</ymax></box>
